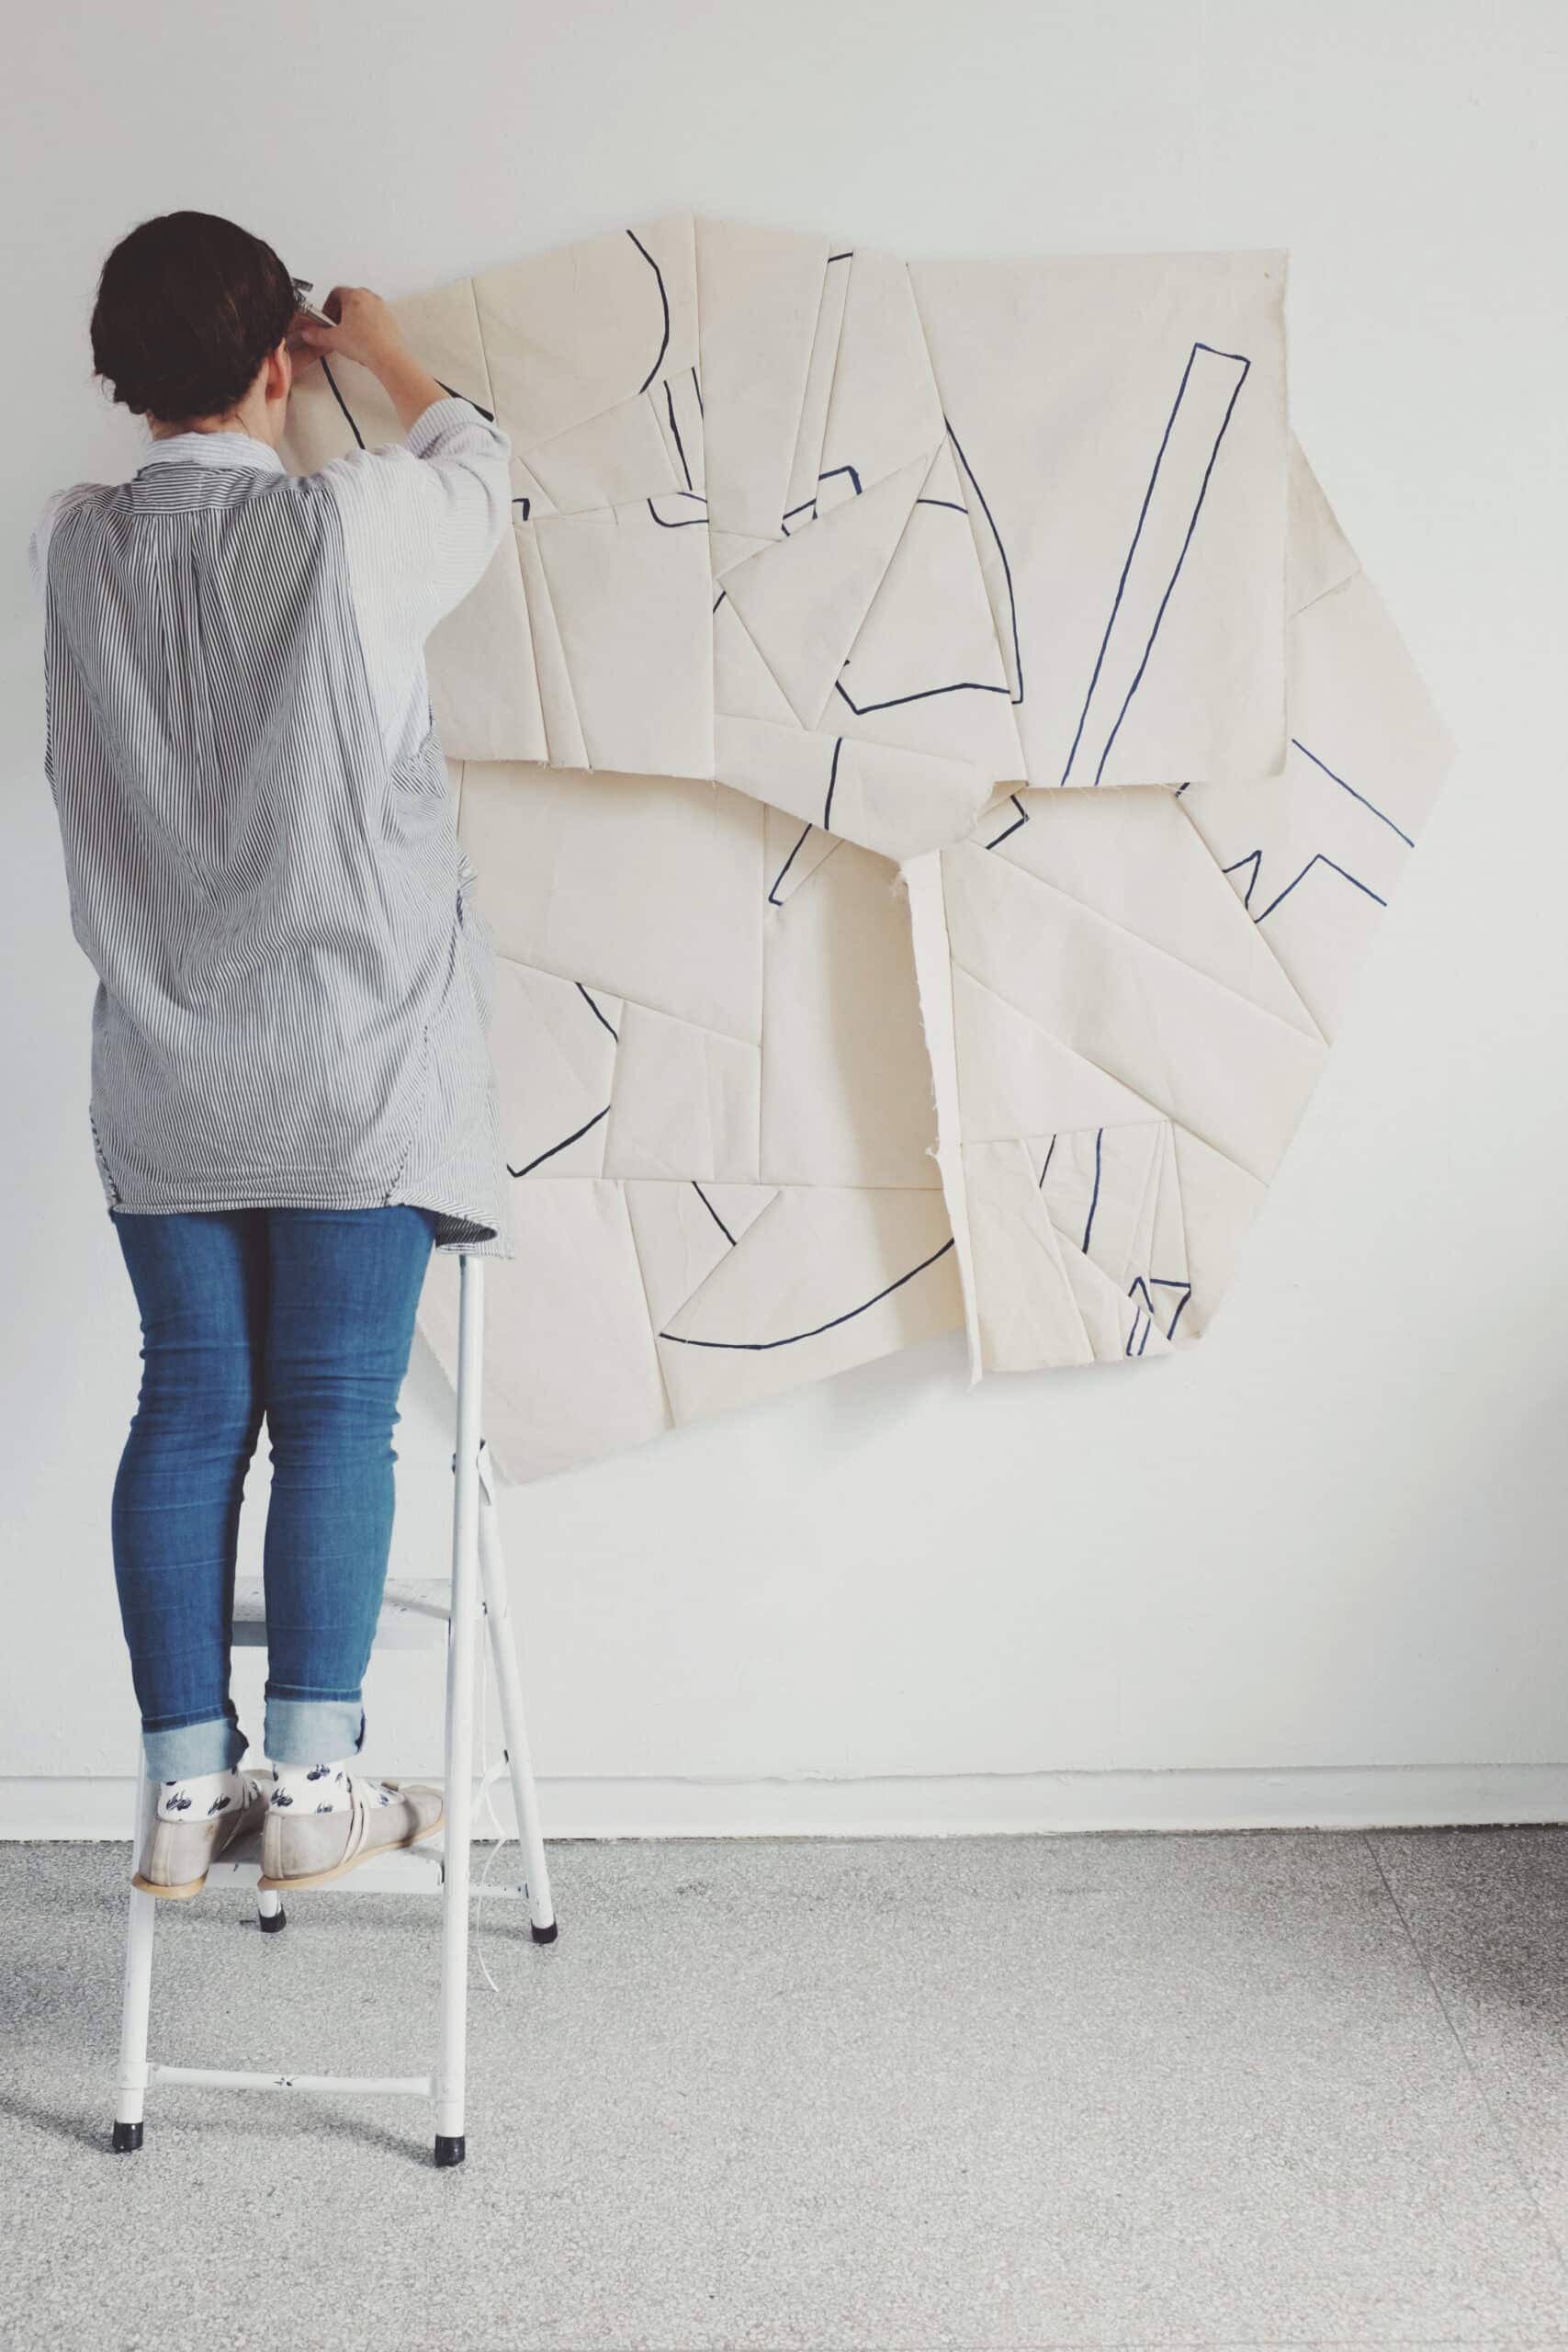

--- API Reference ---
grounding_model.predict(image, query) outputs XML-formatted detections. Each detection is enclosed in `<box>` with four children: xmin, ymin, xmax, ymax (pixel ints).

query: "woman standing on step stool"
<box><xmin>31</xmin><ymin>210</ymin><xmax>513</xmax><ymax>1902</ymax></box>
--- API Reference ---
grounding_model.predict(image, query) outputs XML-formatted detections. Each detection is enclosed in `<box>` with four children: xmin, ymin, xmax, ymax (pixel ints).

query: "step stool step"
<box><xmin>231</xmin><ymin>1577</ymin><xmax>450</xmax><ymax>1649</ymax></box>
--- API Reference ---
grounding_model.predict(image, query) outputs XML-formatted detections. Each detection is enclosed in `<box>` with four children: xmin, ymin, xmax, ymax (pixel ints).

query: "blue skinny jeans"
<box><xmin>109</xmin><ymin>1204</ymin><xmax>437</xmax><ymax>1778</ymax></box>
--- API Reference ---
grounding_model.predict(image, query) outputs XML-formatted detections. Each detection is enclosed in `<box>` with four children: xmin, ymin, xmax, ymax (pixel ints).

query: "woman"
<box><xmin>32</xmin><ymin>210</ymin><xmax>513</xmax><ymax>1899</ymax></box>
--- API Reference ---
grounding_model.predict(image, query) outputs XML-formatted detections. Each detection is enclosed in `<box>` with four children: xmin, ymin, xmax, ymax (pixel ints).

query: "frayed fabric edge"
<box><xmin>899</xmin><ymin>847</ymin><xmax>984</xmax><ymax>1389</ymax></box>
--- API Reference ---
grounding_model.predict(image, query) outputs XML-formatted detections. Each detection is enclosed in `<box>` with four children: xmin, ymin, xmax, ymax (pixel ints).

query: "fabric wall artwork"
<box><xmin>282</xmin><ymin>218</ymin><xmax>1451</xmax><ymax>1482</ymax></box>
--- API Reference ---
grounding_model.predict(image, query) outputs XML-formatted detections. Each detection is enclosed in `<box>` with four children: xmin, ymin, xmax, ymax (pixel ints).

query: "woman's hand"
<box><xmin>292</xmin><ymin>287</ymin><xmax>405</xmax><ymax>376</ymax></box>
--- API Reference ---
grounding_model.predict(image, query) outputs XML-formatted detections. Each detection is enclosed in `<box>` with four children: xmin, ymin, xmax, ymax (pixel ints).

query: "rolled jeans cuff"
<box><xmin>264</xmin><ymin>1696</ymin><xmax>367</xmax><ymax>1768</ymax></box>
<box><xmin>142</xmin><ymin>1714</ymin><xmax>248</xmax><ymax>1781</ymax></box>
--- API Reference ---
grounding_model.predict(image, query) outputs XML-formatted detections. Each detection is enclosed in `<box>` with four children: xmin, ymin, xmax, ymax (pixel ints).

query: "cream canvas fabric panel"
<box><xmin>412</xmin><ymin>761</ymin><xmax>962</xmax><ymax>1480</ymax></box>
<box><xmin>282</xmin><ymin>218</ymin><xmax>1448</xmax><ymax>1482</ymax></box>
<box><xmin>906</xmin><ymin>442</ymin><xmax>1450</xmax><ymax>1376</ymax></box>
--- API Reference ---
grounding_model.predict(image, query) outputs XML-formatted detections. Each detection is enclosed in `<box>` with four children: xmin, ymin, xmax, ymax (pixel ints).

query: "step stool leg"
<box><xmin>113</xmin><ymin>1741</ymin><xmax>156</xmax><ymax>2151</ymax></box>
<box><xmin>478</xmin><ymin>1447</ymin><xmax>557</xmax><ymax>1943</ymax></box>
<box><xmin>435</xmin><ymin>1254</ymin><xmax>484</xmax><ymax>2169</ymax></box>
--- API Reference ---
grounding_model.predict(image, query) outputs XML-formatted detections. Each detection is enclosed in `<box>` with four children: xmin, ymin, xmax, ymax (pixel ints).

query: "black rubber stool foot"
<box><xmin>434</xmin><ymin>2133</ymin><xmax>466</xmax><ymax>2168</ymax></box>
<box><xmin>258</xmin><ymin>1904</ymin><xmax>288</xmax><ymax>1935</ymax></box>
<box><xmin>111</xmin><ymin>2120</ymin><xmax>143</xmax><ymax>2154</ymax></box>
<box><xmin>531</xmin><ymin>1919</ymin><xmax>558</xmax><ymax>1944</ymax></box>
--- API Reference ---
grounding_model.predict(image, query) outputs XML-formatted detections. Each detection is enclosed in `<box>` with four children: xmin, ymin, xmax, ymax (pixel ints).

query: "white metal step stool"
<box><xmin>110</xmin><ymin>1257</ymin><xmax>552</xmax><ymax>2168</ymax></box>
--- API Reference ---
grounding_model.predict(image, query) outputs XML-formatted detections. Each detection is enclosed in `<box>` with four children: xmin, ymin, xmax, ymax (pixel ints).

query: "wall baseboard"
<box><xmin>6</xmin><ymin>1764</ymin><xmax>1568</xmax><ymax>1842</ymax></box>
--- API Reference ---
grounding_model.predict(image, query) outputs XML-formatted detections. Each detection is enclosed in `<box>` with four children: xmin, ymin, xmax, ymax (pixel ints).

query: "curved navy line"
<box><xmin>917</xmin><ymin>497</ymin><xmax>968</xmax><ymax>513</ymax></box>
<box><xmin>659</xmin><ymin>1238</ymin><xmax>955</xmax><ymax>1351</ymax></box>
<box><xmin>647</xmin><ymin>494</ymin><xmax>708</xmax><ymax>528</ymax></box>
<box><xmin>576</xmin><ymin>983</ymin><xmax>618</xmax><ymax>1042</ymax></box>
<box><xmin>512</xmin><ymin>495</ymin><xmax>532</xmax><ymax>521</ymax></box>
<box><xmin>692</xmin><ymin>1183</ymin><xmax>735</xmax><ymax>1246</ymax></box>
<box><xmin>1037</xmin><ymin>1133</ymin><xmax>1057</xmax><ymax>1188</ymax></box>
<box><xmin>626</xmin><ymin>230</ymin><xmax>671</xmax><ymax>396</ymax></box>
<box><xmin>768</xmin><ymin>821</ymin><xmax>813</xmax><ymax>905</ymax></box>
<box><xmin>944</xmin><ymin>418</ymin><xmax>1023</xmax><ymax>706</ymax></box>
<box><xmin>1091</xmin><ymin>348</ymin><xmax>1251</xmax><ymax>786</ymax></box>
<box><xmin>1292</xmin><ymin>739</ymin><xmax>1415</xmax><ymax>847</ymax></box>
<box><xmin>507</xmin><ymin>1104</ymin><xmax>609</xmax><ymax>1179</ymax></box>
<box><xmin>321</xmin><ymin>358</ymin><xmax>365</xmax><ymax>450</ymax></box>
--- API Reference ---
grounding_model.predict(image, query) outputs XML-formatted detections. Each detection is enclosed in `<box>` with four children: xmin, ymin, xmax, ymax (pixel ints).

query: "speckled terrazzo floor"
<box><xmin>6</xmin><ymin>1829</ymin><xmax>1568</xmax><ymax>2350</ymax></box>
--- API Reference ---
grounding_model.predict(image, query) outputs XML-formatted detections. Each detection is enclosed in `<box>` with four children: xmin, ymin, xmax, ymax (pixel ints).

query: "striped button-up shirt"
<box><xmin>31</xmin><ymin>395</ymin><xmax>513</xmax><ymax>1254</ymax></box>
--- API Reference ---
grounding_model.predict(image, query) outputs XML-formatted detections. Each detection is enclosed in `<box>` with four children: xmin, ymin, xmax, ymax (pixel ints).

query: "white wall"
<box><xmin>4</xmin><ymin>0</ymin><xmax>1565</xmax><ymax>1838</ymax></box>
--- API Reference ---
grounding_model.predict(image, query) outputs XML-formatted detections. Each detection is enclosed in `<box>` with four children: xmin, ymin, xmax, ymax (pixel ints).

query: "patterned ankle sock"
<box><xmin>267</xmin><ymin>1759</ymin><xmax>353</xmax><ymax>1815</ymax></box>
<box><xmin>156</xmin><ymin>1767</ymin><xmax>250</xmax><ymax>1823</ymax></box>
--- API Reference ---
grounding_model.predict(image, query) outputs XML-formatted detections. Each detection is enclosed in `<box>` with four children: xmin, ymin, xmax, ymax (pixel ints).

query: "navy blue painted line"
<box><xmin>512</xmin><ymin>495</ymin><xmax>532</xmax><ymax>521</ymax></box>
<box><xmin>1292</xmin><ymin>738</ymin><xmax>1415</xmax><ymax>846</ymax></box>
<box><xmin>986</xmin><ymin>796</ymin><xmax>1030</xmax><ymax>851</ymax></box>
<box><xmin>1125</xmin><ymin>1308</ymin><xmax>1148</xmax><ymax>1358</ymax></box>
<box><xmin>834</xmin><ymin>677</ymin><xmax>1010</xmax><ymax>715</ymax></box>
<box><xmin>648</xmin><ymin>494</ymin><xmax>708</xmax><ymax>528</ymax></box>
<box><xmin>659</xmin><ymin>1237</ymin><xmax>956</xmax><ymax>1351</ymax></box>
<box><xmin>576</xmin><ymin>983</ymin><xmax>618</xmax><ymax>1042</ymax></box>
<box><xmin>1091</xmin><ymin>345</ymin><xmax>1251</xmax><ymax>786</ymax></box>
<box><xmin>692</xmin><ymin>1182</ymin><xmax>735</xmax><ymax>1246</ymax></box>
<box><xmin>1224</xmin><ymin>849</ymin><xmax>1262</xmax><ymax>909</ymax></box>
<box><xmin>944</xmin><ymin>417</ymin><xmax>1023</xmax><ymax>705</ymax></box>
<box><xmin>435</xmin><ymin>378</ymin><xmax>495</xmax><ymax>423</ymax></box>
<box><xmin>508</xmin><ymin>1104</ymin><xmax>609</xmax><ymax>1180</ymax></box>
<box><xmin>783</xmin><ymin>465</ymin><xmax>865</xmax><ymax>533</ymax></box>
<box><xmin>768</xmin><ymin>821</ymin><xmax>813</xmax><ymax>905</ymax></box>
<box><xmin>828</xmin><ymin>250</ymin><xmax>853</xmax><ymax>264</ymax></box>
<box><xmin>713</xmin><ymin>588</ymin><xmax>727</xmax><ymax>613</ymax></box>
<box><xmin>665</xmin><ymin>381</ymin><xmax>692</xmax><ymax>490</ymax></box>
<box><xmin>1059</xmin><ymin>342</ymin><xmax>1247</xmax><ymax>787</ymax></box>
<box><xmin>627</xmin><ymin>229</ymin><xmax>670</xmax><ymax>395</ymax></box>
<box><xmin>320</xmin><ymin>358</ymin><xmax>365</xmax><ymax>449</ymax></box>
<box><xmin>1081</xmin><ymin>1127</ymin><xmax>1105</xmax><ymax>1254</ymax></box>
<box><xmin>823</xmin><ymin>737</ymin><xmax>843</xmax><ymax>831</ymax></box>
<box><xmin>692</xmin><ymin>366</ymin><xmax>703</xmax><ymax>416</ymax></box>
<box><xmin>1254</xmin><ymin>854</ymin><xmax>1387</xmax><ymax>925</ymax></box>
<box><xmin>831</xmin><ymin>480</ymin><xmax>1017</xmax><ymax>714</ymax></box>
<box><xmin>1137</xmin><ymin>1315</ymin><xmax>1151</xmax><ymax>1356</ymax></box>
<box><xmin>1153</xmin><ymin>1278</ymin><xmax>1193</xmax><ymax>1340</ymax></box>
<box><xmin>1038</xmin><ymin>1133</ymin><xmax>1057</xmax><ymax>1189</ymax></box>
<box><xmin>1128</xmin><ymin>1273</ymin><xmax>1192</xmax><ymax>1341</ymax></box>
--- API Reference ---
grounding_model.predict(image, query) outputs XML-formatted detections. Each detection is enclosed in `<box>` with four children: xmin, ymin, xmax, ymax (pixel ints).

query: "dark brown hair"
<box><xmin>91</xmin><ymin>210</ymin><xmax>298</xmax><ymax>424</ymax></box>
